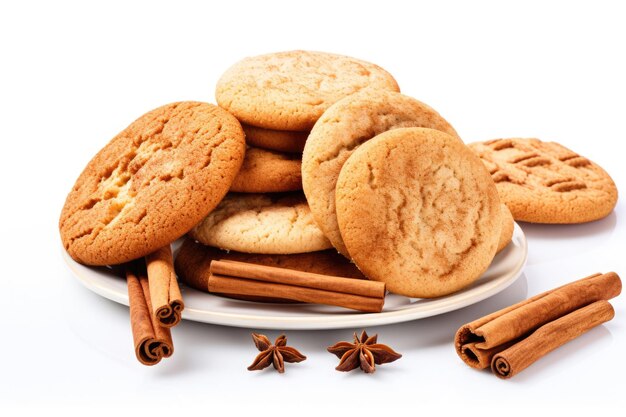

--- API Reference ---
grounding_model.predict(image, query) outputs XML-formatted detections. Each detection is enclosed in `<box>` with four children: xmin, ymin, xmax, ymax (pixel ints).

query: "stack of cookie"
<box><xmin>172</xmin><ymin>51</ymin><xmax>406</xmax><ymax>291</ymax></box>
<box><xmin>177</xmin><ymin>51</ymin><xmax>517</xmax><ymax>298</ymax></box>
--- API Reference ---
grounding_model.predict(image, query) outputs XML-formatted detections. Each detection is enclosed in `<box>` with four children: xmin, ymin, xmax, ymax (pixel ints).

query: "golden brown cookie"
<box><xmin>216</xmin><ymin>50</ymin><xmax>400</xmax><ymax>131</ymax></box>
<box><xmin>242</xmin><ymin>123</ymin><xmax>308</xmax><ymax>154</ymax></box>
<box><xmin>230</xmin><ymin>147</ymin><xmax>302</xmax><ymax>193</ymax></box>
<box><xmin>59</xmin><ymin>102</ymin><xmax>246</xmax><ymax>266</ymax></box>
<box><xmin>189</xmin><ymin>193</ymin><xmax>332</xmax><ymax>254</ymax></box>
<box><xmin>335</xmin><ymin>128</ymin><xmax>501</xmax><ymax>298</ymax></box>
<box><xmin>174</xmin><ymin>238</ymin><xmax>365</xmax><ymax>296</ymax></box>
<box><xmin>497</xmin><ymin>204</ymin><xmax>514</xmax><ymax>253</ymax></box>
<box><xmin>302</xmin><ymin>89</ymin><xmax>460</xmax><ymax>256</ymax></box>
<box><xmin>469</xmin><ymin>138</ymin><xmax>618</xmax><ymax>223</ymax></box>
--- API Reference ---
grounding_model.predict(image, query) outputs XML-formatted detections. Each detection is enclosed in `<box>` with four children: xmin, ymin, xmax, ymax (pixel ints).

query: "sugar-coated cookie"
<box><xmin>302</xmin><ymin>89</ymin><xmax>459</xmax><ymax>256</ymax></box>
<box><xmin>189</xmin><ymin>193</ymin><xmax>332</xmax><ymax>254</ymax></box>
<box><xmin>335</xmin><ymin>128</ymin><xmax>501</xmax><ymax>298</ymax></box>
<box><xmin>469</xmin><ymin>138</ymin><xmax>618</xmax><ymax>223</ymax></box>
<box><xmin>230</xmin><ymin>147</ymin><xmax>301</xmax><ymax>193</ymax></box>
<box><xmin>242</xmin><ymin>124</ymin><xmax>308</xmax><ymax>154</ymax></box>
<box><xmin>59</xmin><ymin>102</ymin><xmax>246</xmax><ymax>265</ymax></box>
<box><xmin>216</xmin><ymin>50</ymin><xmax>400</xmax><ymax>131</ymax></box>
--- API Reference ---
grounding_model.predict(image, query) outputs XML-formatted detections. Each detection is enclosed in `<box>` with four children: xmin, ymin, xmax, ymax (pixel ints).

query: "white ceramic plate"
<box><xmin>62</xmin><ymin>224</ymin><xmax>527</xmax><ymax>329</ymax></box>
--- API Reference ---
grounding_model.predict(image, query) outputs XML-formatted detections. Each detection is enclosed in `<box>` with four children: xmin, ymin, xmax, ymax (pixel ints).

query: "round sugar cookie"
<box><xmin>335</xmin><ymin>128</ymin><xmax>501</xmax><ymax>298</ymax></box>
<box><xmin>242</xmin><ymin>123</ymin><xmax>308</xmax><ymax>154</ymax></box>
<box><xmin>216</xmin><ymin>50</ymin><xmax>400</xmax><ymax>131</ymax></box>
<box><xmin>497</xmin><ymin>203</ymin><xmax>514</xmax><ymax>253</ymax></box>
<box><xmin>59</xmin><ymin>102</ymin><xmax>246</xmax><ymax>266</ymax></box>
<box><xmin>189</xmin><ymin>193</ymin><xmax>332</xmax><ymax>254</ymax></box>
<box><xmin>230</xmin><ymin>147</ymin><xmax>302</xmax><ymax>193</ymax></box>
<box><xmin>302</xmin><ymin>89</ymin><xmax>460</xmax><ymax>256</ymax></box>
<box><xmin>469</xmin><ymin>138</ymin><xmax>618</xmax><ymax>223</ymax></box>
<box><xmin>174</xmin><ymin>238</ymin><xmax>365</xmax><ymax>294</ymax></box>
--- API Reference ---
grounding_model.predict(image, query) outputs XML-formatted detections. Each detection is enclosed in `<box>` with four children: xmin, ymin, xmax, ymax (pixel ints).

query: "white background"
<box><xmin>1</xmin><ymin>0</ymin><xmax>625</xmax><ymax>414</ymax></box>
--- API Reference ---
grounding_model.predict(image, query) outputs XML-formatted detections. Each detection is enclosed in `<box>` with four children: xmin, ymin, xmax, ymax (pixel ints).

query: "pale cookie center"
<box><xmin>95</xmin><ymin>138</ymin><xmax>180</xmax><ymax>228</ymax></box>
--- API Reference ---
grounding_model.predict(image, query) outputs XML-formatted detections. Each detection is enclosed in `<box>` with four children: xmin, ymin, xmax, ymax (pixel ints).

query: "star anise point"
<box><xmin>247</xmin><ymin>333</ymin><xmax>306</xmax><ymax>373</ymax></box>
<box><xmin>327</xmin><ymin>330</ymin><xmax>401</xmax><ymax>373</ymax></box>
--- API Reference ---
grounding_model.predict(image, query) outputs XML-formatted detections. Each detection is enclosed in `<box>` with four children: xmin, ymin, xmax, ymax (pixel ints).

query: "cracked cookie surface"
<box><xmin>469</xmin><ymin>138</ymin><xmax>618</xmax><ymax>223</ymax></box>
<box><xmin>242</xmin><ymin>124</ymin><xmax>308</xmax><ymax>154</ymax></box>
<box><xmin>302</xmin><ymin>90</ymin><xmax>460</xmax><ymax>256</ymax></box>
<box><xmin>230</xmin><ymin>146</ymin><xmax>302</xmax><ymax>193</ymax></box>
<box><xmin>335</xmin><ymin>128</ymin><xmax>501</xmax><ymax>298</ymax></box>
<box><xmin>189</xmin><ymin>193</ymin><xmax>332</xmax><ymax>254</ymax></box>
<box><xmin>216</xmin><ymin>50</ymin><xmax>400</xmax><ymax>131</ymax></box>
<box><xmin>59</xmin><ymin>101</ymin><xmax>246</xmax><ymax>265</ymax></box>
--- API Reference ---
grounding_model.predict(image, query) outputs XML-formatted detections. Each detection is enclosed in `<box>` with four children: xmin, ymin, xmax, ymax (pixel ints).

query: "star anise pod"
<box><xmin>247</xmin><ymin>333</ymin><xmax>306</xmax><ymax>373</ymax></box>
<box><xmin>327</xmin><ymin>330</ymin><xmax>401</xmax><ymax>373</ymax></box>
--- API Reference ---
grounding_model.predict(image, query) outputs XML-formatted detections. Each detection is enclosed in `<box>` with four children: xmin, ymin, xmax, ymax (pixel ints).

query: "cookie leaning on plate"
<box><xmin>335</xmin><ymin>127</ymin><xmax>501</xmax><ymax>298</ymax></box>
<box><xmin>230</xmin><ymin>146</ymin><xmax>302</xmax><ymax>193</ymax></box>
<box><xmin>216</xmin><ymin>50</ymin><xmax>400</xmax><ymax>131</ymax></box>
<box><xmin>59</xmin><ymin>101</ymin><xmax>246</xmax><ymax>265</ymax></box>
<box><xmin>302</xmin><ymin>89</ymin><xmax>460</xmax><ymax>256</ymax></box>
<box><xmin>469</xmin><ymin>138</ymin><xmax>618</xmax><ymax>223</ymax></box>
<box><xmin>189</xmin><ymin>193</ymin><xmax>332</xmax><ymax>254</ymax></box>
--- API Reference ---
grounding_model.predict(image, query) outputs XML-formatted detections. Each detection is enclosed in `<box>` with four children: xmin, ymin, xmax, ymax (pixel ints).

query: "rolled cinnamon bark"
<box><xmin>455</xmin><ymin>272</ymin><xmax>621</xmax><ymax>369</ymax></box>
<box><xmin>126</xmin><ymin>263</ymin><xmax>173</xmax><ymax>366</ymax></box>
<box><xmin>145</xmin><ymin>245</ymin><xmax>184</xmax><ymax>327</ymax></box>
<box><xmin>492</xmin><ymin>300</ymin><xmax>615</xmax><ymax>379</ymax></box>
<box><xmin>210</xmin><ymin>260</ymin><xmax>385</xmax><ymax>298</ymax></box>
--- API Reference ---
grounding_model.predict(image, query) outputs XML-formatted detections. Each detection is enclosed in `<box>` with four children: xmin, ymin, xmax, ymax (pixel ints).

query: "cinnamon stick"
<box><xmin>211</xmin><ymin>260</ymin><xmax>385</xmax><ymax>298</ymax></box>
<box><xmin>455</xmin><ymin>272</ymin><xmax>620</xmax><ymax>371</ymax></box>
<box><xmin>126</xmin><ymin>263</ymin><xmax>173</xmax><ymax>366</ymax></box>
<box><xmin>145</xmin><ymin>245</ymin><xmax>184</xmax><ymax>327</ymax></box>
<box><xmin>492</xmin><ymin>300</ymin><xmax>615</xmax><ymax>379</ymax></box>
<box><xmin>209</xmin><ymin>274</ymin><xmax>384</xmax><ymax>312</ymax></box>
<box><xmin>208</xmin><ymin>260</ymin><xmax>386</xmax><ymax>313</ymax></box>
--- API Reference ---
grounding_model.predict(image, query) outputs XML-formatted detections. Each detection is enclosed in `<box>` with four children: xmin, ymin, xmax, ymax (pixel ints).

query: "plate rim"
<box><xmin>62</xmin><ymin>223</ymin><xmax>528</xmax><ymax>329</ymax></box>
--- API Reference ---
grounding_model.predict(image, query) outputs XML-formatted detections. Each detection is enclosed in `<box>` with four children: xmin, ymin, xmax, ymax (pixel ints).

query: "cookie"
<box><xmin>59</xmin><ymin>102</ymin><xmax>246</xmax><ymax>266</ymax></box>
<box><xmin>497</xmin><ymin>204</ymin><xmax>514</xmax><ymax>253</ymax></box>
<box><xmin>230</xmin><ymin>147</ymin><xmax>302</xmax><ymax>193</ymax></box>
<box><xmin>242</xmin><ymin>123</ymin><xmax>308</xmax><ymax>154</ymax></box>
<box><xmin>189</xmin><ymin>193</ymin><xmax>332</xmax><ymax>254</ymax></box>
<box><xmin>335</xmin><ymin>127</ymin><xmax>501</xmax><ymax>298</ymax></box>
<box><xmin>302</xmin><ymin>89</ymin><xmax>460</xmax><ymax>256</ymax></box>
<box><xmin>469</xmin><ymin>138</ymin><xmax>618</xmax><ymax>223</ymax></box>
<box><xmin>175</xmin><ymin>238</ymin><xmax>365</xmax><ymax>294</ymax></box>
<box><xmin>216</xmin><ymin>50</ymin><xmax>400</xmax><ymax>131</ymax></box>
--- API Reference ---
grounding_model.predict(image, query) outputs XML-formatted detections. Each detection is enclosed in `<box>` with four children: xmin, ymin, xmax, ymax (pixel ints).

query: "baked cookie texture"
<box><xmin>469</xmin><ymin>138</ymin><xmax>618</xmax><ymax>223</ymax></box>
<box><xmin>302</xmin><ymin>89</ymin><xmax>460</xmax><ymax>256</ymax></box>
<box><xmin>216</xmin><ymin>50</ymin><xmax>400</xmax><ymax>131</ymax></box>
<box><xmin>189</xmin><ymin>193</ymin><xmax>332</xmax><ymax>254</ymax></box>
<box><xmin>335</xmin><ymin>128</ymin><xmax>501</xmax><ymax>298</ymax></box>
<box><xmin>242</xmin><ymin>124</ymin><xmax>308</xmax><ymax>154</ymax></box>
<box><xmin>59</xmin><ymin>101</ymin><xmax>246</xmax><ymax>266</ymax></box>
<box><xmin>230</xmin><ymin>147</ymin><xmax>302</xmax><ymax>193</ymax></box>
<box><xmin>175</xmin><ymin>238</ymin><xmax>365</xmax><ymax>293</ymax></box>
<box><xmin>497</xmin><ymin>203</ymin><xmax>514</xmax><ymax>253</ymax></box>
